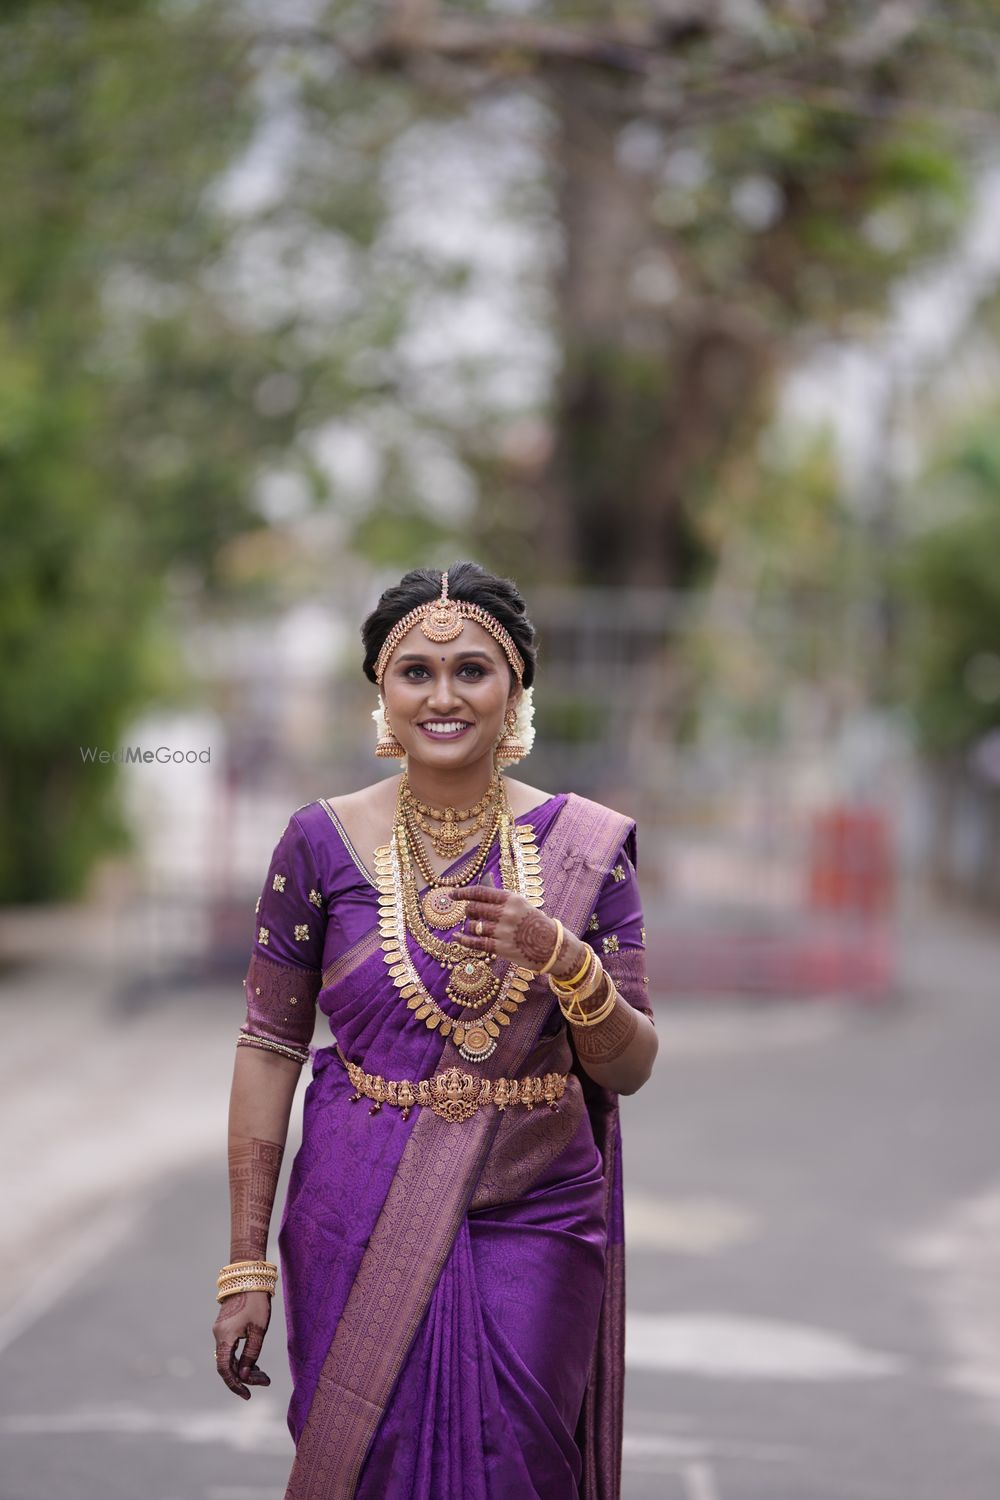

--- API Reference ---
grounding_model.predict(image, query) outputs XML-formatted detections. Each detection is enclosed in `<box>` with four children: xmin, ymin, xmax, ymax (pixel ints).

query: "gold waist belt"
<box><xmin>343</xmin><ymin>1054</ymin><xmax>568</xmax><ymax>1124</ymax></box>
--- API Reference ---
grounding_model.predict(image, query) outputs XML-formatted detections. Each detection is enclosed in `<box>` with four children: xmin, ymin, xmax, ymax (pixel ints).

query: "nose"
<box><xmin>425</xmin><ymin>668</ymin><xmax>463</xmax><ymax>715</ymax></box>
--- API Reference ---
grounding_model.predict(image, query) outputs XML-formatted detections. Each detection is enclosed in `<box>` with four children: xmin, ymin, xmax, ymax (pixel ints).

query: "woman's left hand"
<box><xmin>452</xmin><ymin>884</ymin><xmax>562</xmax><ymax>973</ymax></box>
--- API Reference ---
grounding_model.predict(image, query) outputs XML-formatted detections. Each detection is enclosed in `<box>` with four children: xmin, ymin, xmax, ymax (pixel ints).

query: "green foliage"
<box><xmin>681</xmin><ymin>427</ymin><xmax>857</xmax><ymax>745</ymax></box>
<box><xmin>0</xmin><ymin>3</ymin><xmax>282</xmax><ymax>900</ymax></box>
<box><xmin>3</xmin><ymin>1</ymin><xmax>1000</xmax><ymax>896</ymax></box>
<box><xmin>898</xmin><ymin>421</ymin><xmax>1000</xmax><ymax>753</ymax></box>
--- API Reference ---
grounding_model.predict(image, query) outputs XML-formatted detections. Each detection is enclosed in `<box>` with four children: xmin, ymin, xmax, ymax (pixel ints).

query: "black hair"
<box><xmin>362</xmin><ymin>561</ymin><xmax>538</xmax><ymax>689</ymax></box>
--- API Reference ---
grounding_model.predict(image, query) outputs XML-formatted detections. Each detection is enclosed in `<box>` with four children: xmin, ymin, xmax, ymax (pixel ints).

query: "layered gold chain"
<box><xmin>403</xmin><ymin>797</ymin><xmax>503</xmax><ymax>931</ymax></box>
<box><xmin>375</xmin><ymin>781</ymin><xmax>545</xmax><ymax>1062</ymax></box>
<box><xmin>399</xmin><ymin>769</ymin><xmax>501</xmax><ymax>859</ymax></box>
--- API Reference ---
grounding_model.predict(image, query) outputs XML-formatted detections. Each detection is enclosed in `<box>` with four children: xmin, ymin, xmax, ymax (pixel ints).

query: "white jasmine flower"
<box><xmin>512</xmin><ymin>685</ymin><xmax>535</xmax><ymax>757</ymax></box>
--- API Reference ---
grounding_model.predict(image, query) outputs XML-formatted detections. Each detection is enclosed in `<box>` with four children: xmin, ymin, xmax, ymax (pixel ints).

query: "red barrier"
<box><xmin>807</xmin><ymin>807</ymin><xmax>893</xmax><ymax>919</ymax></box>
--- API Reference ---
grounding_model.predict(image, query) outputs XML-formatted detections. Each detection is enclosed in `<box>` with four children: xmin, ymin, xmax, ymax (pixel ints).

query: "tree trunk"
<box><xmin>543</xmin><ymin>83</ymin><xmax>776</xmax><ymax>588</ymax></box>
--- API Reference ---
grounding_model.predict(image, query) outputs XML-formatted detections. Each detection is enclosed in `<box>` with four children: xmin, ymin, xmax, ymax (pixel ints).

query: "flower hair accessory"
<box><xmin>511</xmin><ymin>686</ymin><xmax>535</xmax><ymax>757</ymax></box>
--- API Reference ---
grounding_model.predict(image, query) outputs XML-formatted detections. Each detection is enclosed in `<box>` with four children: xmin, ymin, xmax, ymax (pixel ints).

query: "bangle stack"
<box><xmin>216</xmin><ymin>1259</ymin><xmax>278</xmax><ymax>1303</ymax></box>
<box><xmin>543</xmin><ymin>928</ymin><xmax>620</xmax><ymax>1029</ymax></box>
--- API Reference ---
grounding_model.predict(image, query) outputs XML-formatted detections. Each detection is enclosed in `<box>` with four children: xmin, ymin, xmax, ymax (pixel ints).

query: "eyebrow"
<box><xmin>395</xmin><ymin>650</ymin><xmax>494</xmax><ymax>663</ymax></box>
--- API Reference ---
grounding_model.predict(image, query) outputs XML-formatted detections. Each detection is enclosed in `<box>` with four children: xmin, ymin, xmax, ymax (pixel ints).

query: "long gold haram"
<box><xmin>374</xmin><ymin>807</ymin><xmax>545</xmax><ymax>1063</ymax></box>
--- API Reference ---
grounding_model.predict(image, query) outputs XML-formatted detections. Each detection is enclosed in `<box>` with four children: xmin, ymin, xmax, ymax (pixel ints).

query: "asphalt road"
<box><xmin>2</xmin><ymin>896</ymin><xmax>999</xmax><ymax>1500</ymax></box>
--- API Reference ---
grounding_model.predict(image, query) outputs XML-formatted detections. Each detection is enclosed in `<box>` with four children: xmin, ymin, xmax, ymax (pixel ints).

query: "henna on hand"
<box><xmin>213</xmin><ymin>1289</ymin><xmax>273</xmax><ymax>1400</ymax></box>
<box><xmin>549</xmin><ymin>930</ymin><xmax>589</xmax><ymax>983</ymax></box>
<box><xmin>570</xmin><ymin>990</ymin><xmax>640</xmax><ymax>1065</ymax></box>
<box><xmin>511</xmin><ymin>909</ymin><xmax>559</xmax><ymax>967</ymax></box>
<box><xmin>229</xmin><ymin>1136</ymin><xmax>284</xmax><ymax>1263</ymax></box>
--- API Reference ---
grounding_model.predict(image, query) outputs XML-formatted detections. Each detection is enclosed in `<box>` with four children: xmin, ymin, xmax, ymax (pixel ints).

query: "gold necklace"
<box><xmin>400</xmin><ymin>771</ymin><xmax>500</xmax><ymax>859</ymax></box>
<box><xmin>398</xmin><ymin>789</ymin><xmax>514</xmax><ymax>1009</ymax></box>
<box><xmin>402</xmin><ymin>771</ymin><xmax>499</xmax><ymax>822</ymax></box>
<box><xmin>404</xmin><ymin>802</ymin><xmax>503</xmax><ymax>931</ymax></box>
<box><xmin>375</xmin><ymin>799</ymin><xmax>546</xmax><ymax>1062</ymax></box>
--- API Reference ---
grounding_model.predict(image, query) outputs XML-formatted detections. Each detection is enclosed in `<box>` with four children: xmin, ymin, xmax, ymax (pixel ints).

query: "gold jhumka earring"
<box><xmin>373</xmin><ymin>699</ymin><xmax>406</xmax><ymax>759</ymax></box>
<box><xmin>494</xmin><ymin>707</ymin><xmax>526</xmax><ymax>765</ymax></box>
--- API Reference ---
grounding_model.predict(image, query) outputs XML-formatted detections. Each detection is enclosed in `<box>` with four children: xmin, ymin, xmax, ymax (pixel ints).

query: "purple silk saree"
<box><xmin>241</xmin><ymin>790</ymin><xmax>653</xmax><ymax>1500</ymax></box>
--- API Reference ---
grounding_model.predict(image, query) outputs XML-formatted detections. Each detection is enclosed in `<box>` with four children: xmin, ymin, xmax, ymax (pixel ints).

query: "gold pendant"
<box><xmin>446</xmin><ymin>956</ymin><xmax>499</xmax><ymax>1006</ymax></box>
<box><xmin>422</xmin><ymin>888</ymin><xmax>467</xmax><ymax>929</ymax></box>
<box><xmin>432</xmin><ymin>814</ymin><xmax>468</xmax><ymax>859</ymax></box>
<box><xmin>456</xmin><ymin>1023</ymin><xmax>497</xmax><ymax>1061</ymax></box>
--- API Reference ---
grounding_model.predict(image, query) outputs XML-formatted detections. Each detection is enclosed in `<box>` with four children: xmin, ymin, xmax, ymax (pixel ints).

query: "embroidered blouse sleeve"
<box><xmin>239</xmin><ymin>812</ymin><xmax>326</xmax><ymax>1061</ymax></box>
<box><xmin>583</xmin><ymin>824</ymin><xmax>653</xmax><ymax>1022</ymax></box>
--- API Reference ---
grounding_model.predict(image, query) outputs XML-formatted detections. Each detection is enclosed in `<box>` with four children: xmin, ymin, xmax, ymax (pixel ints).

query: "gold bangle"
<box><xmin>536</xmin><ymin>918</ymin><xmax>564</xmax><ymax>976</ymax></box>
<box><xmin>218</xmin><ymin>1259</ymin><xmax>277</xmax><ymax>1280</ymax></box>
<box><xmin>548</xmin><ymin>946</ymin><xmax>596</xmax><ymax>991</ymax></box>
<box><xmin>216</xmin><ymin>1281</ymin><xmax>276</xmax><ymax>1303</ymax></box>
<box><xmin>549</xmin><ymin>942</ymin><xmax>592</xmax><ymax>990</ymax></box>
<box><xmin>559</xmin><ymin>976</ymin><xmax>619</xmax><ymax>1027</ymax></box>
<box><xmin>549</xmin><ymin>950</ymin><xmax>603</xmax><ymax>1002</ymax></box>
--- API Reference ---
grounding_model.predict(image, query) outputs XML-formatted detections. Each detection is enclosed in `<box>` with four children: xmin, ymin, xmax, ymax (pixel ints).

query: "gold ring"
<box><xmin>475</xmin><ymin>919</ymin><xmax>484</xmax><ymax>936</ymax></box>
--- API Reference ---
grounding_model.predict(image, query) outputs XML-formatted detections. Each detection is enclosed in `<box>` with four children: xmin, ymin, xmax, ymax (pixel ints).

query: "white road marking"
<box><xmin>895</xmin><ymin>1183</ymin><xmax>1000</xmax><ymax>1426</ymax></box>
<box><xmin>0</xmin><ymin>1402</ymin><xmax>291</xmax><ymax>1455</ymax></box>
<box><xmin>0</xmin><ymin>1195</ymin><xmax>152</xmax><ymax>1357</ymax></box>
<box><xmin>682</xmin><ymin>1460</ymin><xmax>722</xmax><ymax>1500</ymax></box>
<box><xmin>626</xmin><ymin>1313</ymin><xmax>903</xmax><ymax>1380</ymax></box>
<box><xmin>624</xmin><ymin>1192</ymin><xmax>757</xmax><ymax>1253</ymax></box>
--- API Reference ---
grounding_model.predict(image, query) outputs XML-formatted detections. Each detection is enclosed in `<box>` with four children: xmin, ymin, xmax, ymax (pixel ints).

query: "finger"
<box><xmin>462</xmin><ymin>913</ymin><xmax>497</xmax><ymax>935</ymax></box>
<box><xmin>239</xmin><ymin>1322</ymin><xmax>270</xmax><ymax>1385</ymax></box>
<box><xmin>457</xmin><ymin>934</ymin><xmax>501</xmax><ymax>956</ymax></box>
<box><xmin>460</xmin><ymin>893</ymin><xmax>510</xmax><ymax>915</ymax></box>
<box><xmin>216</xmin><ymin>1339</ymin><xmax>251</xmax><ymax>1400</ymax></box>
<box><xmin>453</xmin><ymin>884</ymin><xmax>506</xmax><ymax>904</ymax></box>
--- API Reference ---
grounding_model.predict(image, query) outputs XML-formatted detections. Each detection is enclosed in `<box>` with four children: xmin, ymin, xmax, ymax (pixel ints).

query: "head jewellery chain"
<box><xmin>374</xmin><ymin>570</ymin><xmax>525</xmax><ymax>686</ymax></box>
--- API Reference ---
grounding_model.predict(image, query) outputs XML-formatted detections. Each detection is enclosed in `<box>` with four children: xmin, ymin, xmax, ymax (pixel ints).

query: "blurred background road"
<box><xmin>4</xmin><ymin>4</ymin><xmax>1000</xmax><ymax>1498</ymax></box>
<box><xmin>2</xmin><ymin>885</ymin><xmax>1000</xmax><ymax>1500</ymax></box>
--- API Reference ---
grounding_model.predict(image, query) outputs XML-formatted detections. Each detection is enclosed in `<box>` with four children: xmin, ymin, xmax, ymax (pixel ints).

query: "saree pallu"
<box><xmin>244</xmin><ymin>791</ymin><xmax>651</xmax><ymax>1500</ymax></box>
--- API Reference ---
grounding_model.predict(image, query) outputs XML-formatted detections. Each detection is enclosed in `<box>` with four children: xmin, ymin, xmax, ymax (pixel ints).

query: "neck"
<box><xmin>402</xmin><ymin>754</ymin><xmax>501</xmax><ymax>811</ymax></box>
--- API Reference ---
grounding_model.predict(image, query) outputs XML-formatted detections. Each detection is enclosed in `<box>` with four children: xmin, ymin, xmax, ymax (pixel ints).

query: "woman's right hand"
<box><xmin>213</xmin><ymin>1289</ymin><xmax>273</xmax><ymax>1400</ymax></box>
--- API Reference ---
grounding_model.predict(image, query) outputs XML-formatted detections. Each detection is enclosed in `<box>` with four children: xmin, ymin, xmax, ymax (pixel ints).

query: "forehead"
<box><xmin>388</xmin><ymin>616</ymin><xmax>506</xmax><ymax>667</ymax></box>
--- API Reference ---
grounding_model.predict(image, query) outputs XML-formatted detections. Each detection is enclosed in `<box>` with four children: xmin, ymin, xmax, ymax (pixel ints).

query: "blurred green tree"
<box><xmin>0</xmin><ymin>3</ymin><xmax>393</xmax><ymax>899</ymax></box>
<box><xmin>899</xmin><ymin>419</ymin><xmax>1000</xmax><ymax>753</ymax></box>
<box><xmin>317</xmin><ymin>1</ymin><xmax>992</xmax><ymax>587</ymax></box>
<box><xmin>5</xmin><ymin>1</ymin><xmax>1000</xmax><ymax>897</ymax></box>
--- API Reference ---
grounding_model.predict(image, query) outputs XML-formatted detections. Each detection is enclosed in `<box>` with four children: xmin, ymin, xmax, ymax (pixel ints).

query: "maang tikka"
<box><xmin>371</xmin><ymin>570</ymin><xmax>533</xmax><ymax>765</ymax></box>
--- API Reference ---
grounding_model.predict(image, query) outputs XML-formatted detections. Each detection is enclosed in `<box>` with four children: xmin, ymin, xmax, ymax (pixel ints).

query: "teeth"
<box><xmin>423</xmin><ymin>722</ymin><xmax>468</xmax><ymax>735</ymax></box>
